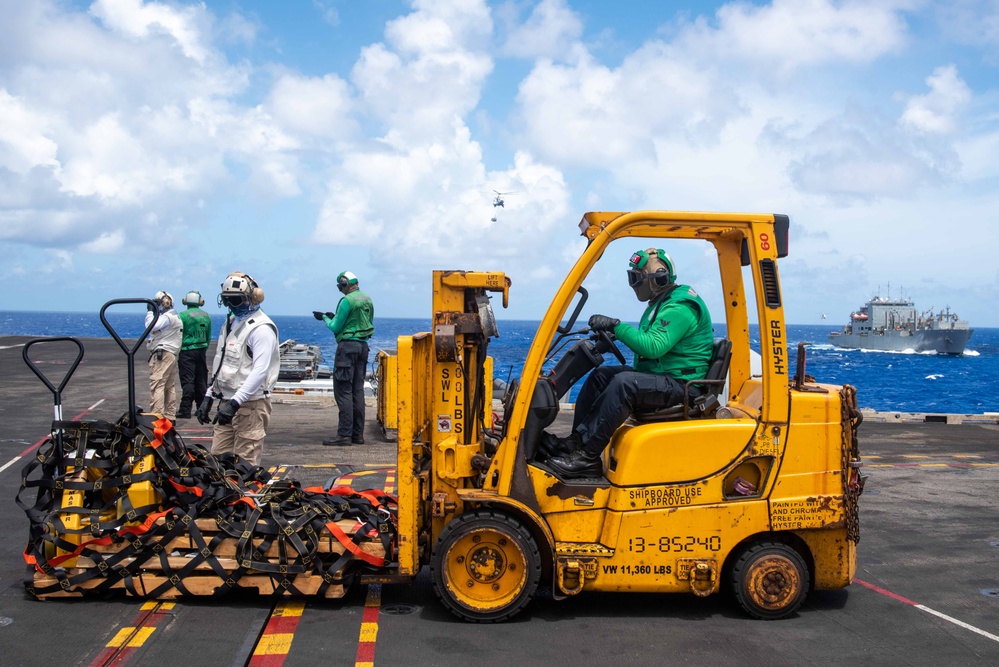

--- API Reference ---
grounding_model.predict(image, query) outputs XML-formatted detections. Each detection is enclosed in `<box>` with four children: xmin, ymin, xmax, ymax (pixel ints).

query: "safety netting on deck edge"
<box><xmin>16</xmin><ymin>413</ymin><xmax>398</xmax><ymax>599</ymax></box>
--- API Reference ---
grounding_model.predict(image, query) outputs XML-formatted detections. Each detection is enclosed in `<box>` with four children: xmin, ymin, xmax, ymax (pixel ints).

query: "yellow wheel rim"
<box><xmin>745</xmin><ymin>554</ymin><xmax>803</xmax><ymax>611</ymax></box>
<box><xmin>443</xmin><ymin>527</ymin><xmax>529</xmax><ymax>613</ymax></box>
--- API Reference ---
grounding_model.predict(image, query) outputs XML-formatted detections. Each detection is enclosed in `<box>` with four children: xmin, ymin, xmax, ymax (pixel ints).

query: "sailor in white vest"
<box><xmin>144</xmin><ymin>291</ymin><xmax>183</xmax><ymax>417</ymax></box>
<box><xmin>198</xmin><ymin>272</ymin><xmax>279</xmax><ymax>466</ymax></box>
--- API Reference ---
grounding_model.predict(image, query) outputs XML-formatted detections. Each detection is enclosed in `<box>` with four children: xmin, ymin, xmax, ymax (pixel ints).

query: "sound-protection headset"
<box><xmin>219</xmin><ymin>272</ymin><xmax>265</xmax><ymax>310</ymax></box>
<box><xmin>183</xmin><ymin>290</ymin><xmax>205</xmax><ymax>307</ymax></box>
<box><xmin>337</xmin><ymin>271</ymin><xmax>358</xmax><ymax>294</ymax></box>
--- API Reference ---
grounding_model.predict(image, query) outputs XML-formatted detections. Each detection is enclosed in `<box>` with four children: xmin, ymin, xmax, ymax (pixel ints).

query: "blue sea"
<box><xmin>2</xmin><ymin>311</ymin><xmax>997</xmax><ymax>414</ymax></box>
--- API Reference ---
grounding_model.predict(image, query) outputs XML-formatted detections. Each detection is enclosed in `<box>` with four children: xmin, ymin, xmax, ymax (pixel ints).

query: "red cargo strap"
<box><xmin>37</xmin><ymin>508</ymin><xmax>173</xmax><ymax>571</ymax></box>
<box><xmin>325</xmin><ymin>520</ymin><xmax>386</xmax><ymax>567</ymax></box>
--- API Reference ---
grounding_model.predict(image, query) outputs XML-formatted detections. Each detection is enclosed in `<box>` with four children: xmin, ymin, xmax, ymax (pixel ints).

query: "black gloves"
<box><xmin>325</xmin><ymin>311</ymin><xmax>335</xmax><ymax>319</ymax></box>
<box><xmin>147</xmin><ymin>302</ymin><xmax>156</xmax><ymax>312</ymax></box>
<box><xmin>213</xmin><ymin>399</ymin><xmax>240</xmax><ymax>425</ymax></box>
<box><xmin>588</xmin><ymin>314</ymin><xmax>620</xmax><ymax>332</ymax></box>
<box><xmin>313</xmin><ymin>311</ymin><xmax>324</xmax><ymax>321</ymax></box>
<box><xmin>195</xmin><ymin>396</ymin><xmax>214</xmax><ymax>424</ymax></box>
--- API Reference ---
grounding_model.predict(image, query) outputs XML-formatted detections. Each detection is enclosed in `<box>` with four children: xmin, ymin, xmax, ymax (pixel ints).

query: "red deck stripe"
<box><xmin>356</xmin><ymin>642</ymin><xmax>376</xmax><ymax>663</ymax></box>
<box><xmin>261</xmin><ymin>616</ymin><xmax>301</xmax><ymax>634</ymax></box>
<box><xmin>854</xmin><ymin>578</ymin><xmax>918</xmax><ymax>605</ymax></box>
<box><xmin>247</xmin><ymin>601</ymin><xmax>305</xmax><ymax>667</ymax></box>
<box><xmin>362</xmin><ymin>605</ymin><xmax>380</xmax><ymax>623</ymax></box>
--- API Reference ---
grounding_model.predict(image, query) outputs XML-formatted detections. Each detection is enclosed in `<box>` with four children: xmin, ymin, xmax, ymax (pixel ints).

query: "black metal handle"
<box><xmin>22</xmin><ymin>337</ymin><xmax>85</xmax><ymax>453</ymax></box>
<box><xmin>100</xmin><ymin>298</ymin><xmax>159</xmax><ymax>356</ymax></box>
<box><xmin>100</xmin><ymin>298</ymin><xmax>160</xmax><ymax>428</ymax></box>
<box><xmin>22</xmin><ymin>337</ymin><xmax>85</xmax><ymax>411</ymax></box>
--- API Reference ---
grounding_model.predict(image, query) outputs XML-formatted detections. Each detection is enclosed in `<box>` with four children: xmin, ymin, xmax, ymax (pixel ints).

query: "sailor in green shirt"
<box><xmin>313</xmin><ymin>271</ymin><xmax>374</xmax><ymax>446</ymax></box>
<box><xmin>546</xmin><ymin>248</ymin><xmax>714</xmax><ymax>478</ymax></box>
<box><xmin>175</xmin><ymin>290</ymin><xmax>213</xmax><ymax>419</ymax></box>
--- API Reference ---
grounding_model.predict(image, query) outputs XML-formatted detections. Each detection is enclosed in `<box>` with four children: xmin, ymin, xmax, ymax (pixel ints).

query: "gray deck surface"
<box><xmin>1</xmin><ymin>336</ymin><xmax>997</xmax><ymax>666</ymax></box>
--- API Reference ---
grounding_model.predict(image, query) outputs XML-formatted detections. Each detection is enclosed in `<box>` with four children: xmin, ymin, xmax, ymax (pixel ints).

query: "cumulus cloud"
<box><xmin>1</xmin><ymin>0</ymin><xmax>998</xmax><ymax>324</ymax></box>
<box><xmin>265</xmin><ymin>73</ymin><xmax>356</xmax><ymax>141</ymax></box>
<box><xmin>501</xmin><ymin>0</ymin><xmax>584</xmax><ymax>59</ymax></box>
<box><xmin>352</xmin><ymin>0</ymin><xmax>493</xmax><ymax>142</ymax></box>
<box><xmin>773</xmin><ymin>110</ymin><xmax>961</xmax><ymax>200</ymax></box>
<box><xmin>517</xmin><ymin>48</ymin><xmax>741</xmax><ymax>168</ymax></box>
<box><xmin>310</xmin><ymin>0</ymin><xmax>572</xmax><ymax>284</ymax></box>
<box><xmin>0</xmin><ymin>0</ymin><xmax>324</xmax><ymax>253</ymax></box>
<box><xmin>0</xmin><ymin>90</ymin><xmax>60</xmax><ymax>173</ymax></box>
<box><xmin>900</xmin><ymin>65</ymin><xmax>971</xmax><ymax>134</ymax></box>
<box><xmin>79</xmin><ymin>229</ymin><xmax>126</xmax><ymax>254</ymax></box>
<box><xmin>89</xmin><ymin>0</ymin><xmax>212</xmax><ymax>63</ymax></box>
<box><xmin>678</xmin><ymin>0</ymin><xmax>910</xmax><ymax>74</ymax></box>
<box><xmin>767</xmin><ymin>66</ymin><xmax>971</xmax><ymax>202</ymax></box>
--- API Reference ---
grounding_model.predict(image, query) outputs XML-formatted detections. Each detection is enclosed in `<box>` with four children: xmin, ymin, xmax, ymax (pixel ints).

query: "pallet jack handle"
<box><xmin>100</xmin><ymin>298</ymin><xmax>160</xmax><ymax>429</ymax></box>
<box><xmin>22</xmin><ymin>337</ymin><xmax>85</xmax><ymax>453</ymax></box>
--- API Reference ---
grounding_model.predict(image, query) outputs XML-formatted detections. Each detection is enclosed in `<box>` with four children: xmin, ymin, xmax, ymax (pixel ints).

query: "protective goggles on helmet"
<box><xmin>218</xmin><ymin>272</ymin><xmax>262</xmax><ymax>312</ymax></box>
<box><xmin>627</xmin><ymin>269</ymin><xmax>648</xmax><ymax>288</ymax></box>
<box><xmin>220</xmin><ymin>292</ymin><xmax>249</xmax><ymax>309</ymax></box>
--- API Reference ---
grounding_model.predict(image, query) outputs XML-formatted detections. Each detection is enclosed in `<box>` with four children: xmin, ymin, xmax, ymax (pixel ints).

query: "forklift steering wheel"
<box><xmin>598</xmin><ymin>330</ymin><xmax>628</xmax><ymax>365</ymax></box>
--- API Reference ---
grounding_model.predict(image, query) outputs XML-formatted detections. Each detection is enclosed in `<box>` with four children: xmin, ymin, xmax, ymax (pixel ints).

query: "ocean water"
<box><xmin>2</xmin><ymin>311</ymin><xmax>996</xmax><ymax>414</ymax></box>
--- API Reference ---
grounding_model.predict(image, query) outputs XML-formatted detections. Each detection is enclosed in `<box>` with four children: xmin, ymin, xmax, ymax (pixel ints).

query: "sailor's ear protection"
<box><xmin>651</xmin><ymin>249</ymin><xmax>671</xmax><ymax>286</ymax></box>
<box><xmin>337</xmin><ymin>273</ymin><xmax>354</xmax><ymax>294</ymax></box>
<box><xmin>241</xmin><ymin>273</ymin><xmax>265</xmax><ymax>305</ymax></box>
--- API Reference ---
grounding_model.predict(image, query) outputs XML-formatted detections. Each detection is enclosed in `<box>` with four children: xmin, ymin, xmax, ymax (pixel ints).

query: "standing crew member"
<box><xmin>197</xmin><ymin>272</ymin><xmax>279</xmax><ymax>467</ymax></box>
<box><xmin>545</xmin><ymin>248</ymin><xmax>714</xmax><ymax>479</ymax></box>
<box><xmin>145</xmin><ymin>291</ymin><xmax>183</xmax><ymax>417</ymax></box>
<box><xmin>175</xmin><ymin>290</ymin><xmax>212</xmax><ymax>419</ymax></box>
<box><xmin>313</xmin><ymin>271</ymin><xmax>374</xmax><ymax>446</ymax></box>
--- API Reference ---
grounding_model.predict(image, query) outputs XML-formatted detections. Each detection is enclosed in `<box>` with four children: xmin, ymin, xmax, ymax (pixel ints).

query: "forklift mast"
<box><xmin>394</xmin><ymin>271</ymin><xmax>509</xmax><ymax>575</ymax></box>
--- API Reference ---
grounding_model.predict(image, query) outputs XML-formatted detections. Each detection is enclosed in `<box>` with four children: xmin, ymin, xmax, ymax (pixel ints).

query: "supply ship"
<box><xmin>828</xmin><ymin>294</ymin><xmax>973</xmax><ymax>355</ymax></box>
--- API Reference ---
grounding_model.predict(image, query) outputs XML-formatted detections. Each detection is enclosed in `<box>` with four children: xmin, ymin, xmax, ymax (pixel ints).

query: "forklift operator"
<box><xmin>545</xmin><ymin>248</ymin><xmax>715</xmax><ymax>479</ymax></box>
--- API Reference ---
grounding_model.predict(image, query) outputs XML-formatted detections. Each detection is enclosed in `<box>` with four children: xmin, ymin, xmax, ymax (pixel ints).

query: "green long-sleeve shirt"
<box><xmin>612</xmin><ymin>284</ymin><xmax>714</xmax><ymax>381</ymax></box>
<box><xmin>323</xmin><ymin>289</ymin><xmax>374</xmax><ymax>343</ymax></box>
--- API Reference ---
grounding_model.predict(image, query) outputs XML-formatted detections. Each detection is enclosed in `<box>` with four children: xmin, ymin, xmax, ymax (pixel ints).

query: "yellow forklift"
<box><xmin>386</xmin><ymin>210</ymin><xmax>864</xmax><ymax>621</ymax></box>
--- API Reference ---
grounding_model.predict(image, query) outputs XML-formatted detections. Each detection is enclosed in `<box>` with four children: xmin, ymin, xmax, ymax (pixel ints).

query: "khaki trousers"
<box><xmin>210</xmin><ymin>397</ymin><xmax>271</xmax><ymax>467</ymax></box>
<box><xmin>148</xmin><ymin>350</ymin><xmax>179</xmax><ymax>417</ymax></box>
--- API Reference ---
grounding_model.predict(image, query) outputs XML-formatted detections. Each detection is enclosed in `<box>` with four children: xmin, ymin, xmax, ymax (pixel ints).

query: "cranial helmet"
<box><xmin>183</xmin><ymin>290</ymin><xmax>204</xmax><ymax>307</ymax></box>
<box><xmin>337</xmin><ymin>271</ymin><xmax>359</xmax><ymax>294</ymax></box>
<box><xmin>219</xmin><ymin>272</ymin><xmax>264</xmax><ymax>312</ymax></box>
<box><xmin>627</xmin><ymin>248</ymin><xmax>676</xmax><ymax>302</ymax></box>
<box><xmin>153</xmin><ymin>290</ymin><xmax>174</xmax><ymax>309</ymax></box>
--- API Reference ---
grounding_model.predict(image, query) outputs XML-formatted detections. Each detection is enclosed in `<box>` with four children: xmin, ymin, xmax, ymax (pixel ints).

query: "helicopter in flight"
<box><xmin>491</xmin><ymin>190</ymin><xmax>517</xmax><ymax>208</ymax></box>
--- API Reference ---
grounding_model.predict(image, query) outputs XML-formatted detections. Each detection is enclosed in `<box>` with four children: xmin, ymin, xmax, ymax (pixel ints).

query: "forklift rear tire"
<box><xmin>730</xmin><ymin>540</ymin><xmax>810</xmax><ymax>620</ymax></box>
<box><xmin>431</xmin><ymin>509</ymin><xmax>541</xmax><ymax>623</ymax></box>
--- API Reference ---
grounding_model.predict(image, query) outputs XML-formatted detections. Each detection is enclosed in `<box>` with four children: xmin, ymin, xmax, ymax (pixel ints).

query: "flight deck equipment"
<box><xmin>19</xmin><ymin>211</ymin><xmax>864</xmax><ymax>622</ymax></box>
<box><xmin>18</xmin><ymin>300</ymin><xmax>397</xmax><ymax>600</ymax></box>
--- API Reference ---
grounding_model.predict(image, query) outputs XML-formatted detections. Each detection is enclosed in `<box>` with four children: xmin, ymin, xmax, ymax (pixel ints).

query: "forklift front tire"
<box><xmin>431</xmin><ymin>509</ymin><xmax>542</xmax><ymax>623</ymax></box>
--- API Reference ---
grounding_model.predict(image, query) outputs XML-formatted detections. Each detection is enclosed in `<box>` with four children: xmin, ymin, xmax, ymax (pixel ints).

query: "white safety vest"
<box><xmin>211</xmin><ymin>312</ymin><xmax>280</xmax><ymax>401</ymax></box>
<box><xmin>146</xmin><ymin>310</ymin><xmax>183</xmax><ymax>355</ymax></box>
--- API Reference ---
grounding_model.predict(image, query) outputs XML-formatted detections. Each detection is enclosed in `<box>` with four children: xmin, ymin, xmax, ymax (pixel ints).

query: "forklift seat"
<box><xmin>632</xmin><ymin>337</ymin><xmax>732</xmax><ymax>423</ymax></box>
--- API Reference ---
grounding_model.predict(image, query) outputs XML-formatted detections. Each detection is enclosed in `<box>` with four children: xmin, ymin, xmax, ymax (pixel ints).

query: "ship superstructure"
<box><xmin>828</xmin><ymin>295</ymin><xmax>972</xmax><ymax>354</ymax></box>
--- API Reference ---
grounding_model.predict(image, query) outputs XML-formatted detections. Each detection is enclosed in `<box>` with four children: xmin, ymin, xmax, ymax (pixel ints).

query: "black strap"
<box><xmin>19</xmin><ymin>410</ymin><xmax>398</xmax><ymax>600</ymax></box>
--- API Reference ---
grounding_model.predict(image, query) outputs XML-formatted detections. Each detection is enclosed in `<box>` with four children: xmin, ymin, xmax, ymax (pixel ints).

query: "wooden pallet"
<box><xmin>32</xmin><ymin>517</ymin><xmax>387</xmax><ymax>600</ymax></box>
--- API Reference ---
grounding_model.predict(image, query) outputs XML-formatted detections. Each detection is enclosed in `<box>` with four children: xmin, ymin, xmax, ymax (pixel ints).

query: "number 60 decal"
<box><xmin>759</xmin><ymin>232</ymin><xmax>771</xmax><ymax>251</ymax></box>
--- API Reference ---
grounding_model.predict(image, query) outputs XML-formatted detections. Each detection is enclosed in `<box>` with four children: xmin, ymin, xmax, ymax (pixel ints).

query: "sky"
<box><xmin>1</xmin><ymin>0</ymin><xmax>998</xmax><ymax>327</ymax></box>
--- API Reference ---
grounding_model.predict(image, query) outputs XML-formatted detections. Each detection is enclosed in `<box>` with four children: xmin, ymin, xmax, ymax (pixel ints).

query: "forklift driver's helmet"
<box><xmin>337</xmin><ymin>271</ymin><xmax>359</xmax><ymax>294</ymax></box>
<box><xmin>627</xmin><ymin>248</ymin><xmax>676</xmax><ymax>302</ymax></box>
<box><xmin>153</xmin><ymin>291</ymin><xmax>174</xmax><ymax>309</ymax></box>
